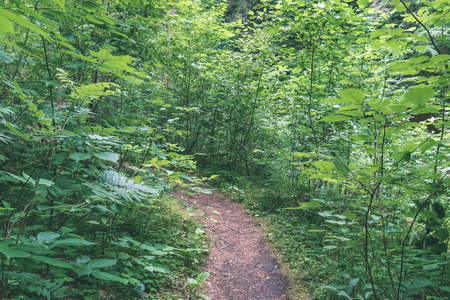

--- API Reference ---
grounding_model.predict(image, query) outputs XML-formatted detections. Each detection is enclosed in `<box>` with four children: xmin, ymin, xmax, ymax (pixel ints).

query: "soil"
<box><xmin>173</xmin><ymin>189</ymin><xmax>290</xmax><ymax>300</ymax></box>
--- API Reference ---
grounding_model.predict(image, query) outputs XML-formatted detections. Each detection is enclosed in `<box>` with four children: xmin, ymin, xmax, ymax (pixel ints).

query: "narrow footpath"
<box><xmin>174</xmin><ymin>189</ymin><xmax>290</xmax><ymax>300</ymax></box>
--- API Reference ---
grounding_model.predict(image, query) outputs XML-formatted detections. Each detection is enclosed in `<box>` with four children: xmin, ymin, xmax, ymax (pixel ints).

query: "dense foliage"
<box><xmin>205</xmin><ymin>1</ymin><xmax>449</xmax><ymax>299</ymax></box>
<box><xmin>0</xmin><ymin>0</ymin><xmax>214</xmax><ymax>298</ymax></box>
<box><xmin>0</xmin><ymin>0</ymin><xmax>449</xmax><ymax>299</ymax></box>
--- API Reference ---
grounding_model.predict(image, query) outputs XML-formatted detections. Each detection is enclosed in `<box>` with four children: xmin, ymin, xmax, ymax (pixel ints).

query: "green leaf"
<box><xmin>88</xmin><ymin>259</ymin><xmax>117</xmax><ymax>269</ymax></box>
<box><xmin>368</xmin><ymin>100</ymin><xmax>391</xmax><ymax>113</ymax></box>
<box><xmin>283</xmin><ymin>200</ymin><xmax>323</xmax><ymax>210</ymax></box>
<box><xmin>346</xmin><ymin>278</ymin><xmax>359</xmax><ymax>294</ymax></box>
<box><xmin>312</xmin><ymin>161</ymin><xmax>335</xmax><ymax>173</ymax></box>
<box><xmin>51</xmin><ymin>238</ymin><xmax>97</xmax><ymax>247</ymax></box>
<box><xmin>90</xmin><ymin>49</ymin><xmax>136</xmax><ymax>74</ymax></box>
<box><xmin>35</xmin><ymin>110</ymin><xmax>44</xmax><ymax>118</ymax></box>
<box><xmin>420</xmin><ymin>140</ymin><xmax>437</xmax><ymax>153</ymax></box>
<box><xmin>337</xmin><ymin>290</ymin><xmax>352</xmax><ymax>300</ymax></box>
<box><xmin>3</xmin><ymin>172</ymin><xmax>24</xmax><ymax>183</ymax></box>
<box><xmin>434</xmin><ymin>229</ymin><xmax>449</xmax><ymax>241</ymax></box>
<box><xmin>350</xmin><ymin>135</ymin><xmax>373</xmax><ymax>142</ymax></box>
<box><xmin>93</xmin><ymin>152</ymin><xmax>119</xmax><ymax>163</ymax></box>
<box><xmin>0</xmin><ymin>16</ymin><xmax>14</xmax><ymax>34</ymax></box>
<box><xmin>317</xmin><ymin>285</ymin><xmax>339</xmax><ymax>292</ymax></box>
<box><xmin>318</xmin><ymin>211</ymin><xmax>333</xmax><ymax>217</ymax></box>
<box><xmin>323</xmin><ymin>245</ymin><xmax>337</xmax><ymax>250</ymax></box>
<box><xmin>156</xmin><ymin>160</ymin><xmax>170</xmax><ymax>166</ymax></box>
<box><xmin>73</xmin><ymin>264</ymin><xmax>92</xmax><ymax>276</ymax></box>
<box><xmin>338</xmin><ymin>104</ymin><xmax>362</xmax><ymax>111</ymax></box>
<box><xmin>31</xmin><ymin>255</ymin><xmax>74</xmax><ymax>269</ymax></box>
<box><xmin>439</xmin><ymin>286</ymin><xmax>450</xmax><ymax>292</ymax></box>
<box><xmin>325</xmin><ymin>220</ymin><xmax>346</xmax><ymax>225</ymax></box>
<box><xmin>5</xmin><ymin>121</ymin><xmax>26</xmax><ymax>138</ymax></box>
<box><xmin>12</xmin><ymin>244</ymin><xmax>51</xmax><ymax>255</ymax></box>
<box><xmin>133</xmin><ymin>176</ymin><xmax>143</xmax><ymax>184</ymax></box>
<box><xmin>0</xmin><ymin>49</ymin><xmax>13</xmax><ymax>63</ymax></box>
<box><xmin>1</xmin><ymin>201</ymin><xmax>14</xmax><ymax>210</ymax></box>
<box><xmin>144</xmin><ymin>264</ymin><xmax>170</xmax><ymax>273</ymax></box>
<box><xmin>423</xmin><ymin>264</ymin><xmax>439</xmax><ymax>270</ymax></box>
<box><xmin>196</xmin><ymin>272</ymin><xmax>210</xmax><ymax>284</ymax></box>
<box><xmin>338</xmin><ymin>89</ymin><xmax>365</xmax><ymax>104</ymax></box>
<box><xmin>403</xmin><ymin>87</ymin><xmax>434</xmax><ymax>107</ymax></box>
<box><xmin>408</xmin><ymin>278</ymin><xmax>433</xmax><ymax>289</ymax></box>
<box><xmin>22</xmin><ymin>172</ymin><xmax>35</xmax><ymax>185</ymax></box>
<box><xmin>73</xmin><ymin>82</ymin><xmax>120</xmax><ymax>99</ymax></box>
<box><xmin>387</xmin><ymin>39</ymin><xmax>405</xmax><ymax>50</ymax></box>
<box><xmin>0</xmin><ymin>240</ymin><xmax>30</xmax><ymax>259</ymax></box>
<box><xmin>39</xmin><ymin>119</ymin><xmax>52</xmax><ymax>126</ymax></box>
<box><xmin>411</xmin><ymin>107</ymin><xmax>439</xmax><ymax>114</ymax></box>
<box><xmin>342</xmin><ymin>213</ymin><xmax>356</xmax><ymax>220</ymax></box>
<box><xmin>392</xmin><ymin>151</ymin><xmax>411</xmax><ymax>161</ymax></box>
<box><xmin>92</xmin><ymin>270</ymin><xmax>127</xmax><ymax>284</ymax></box>
<box><xmin>334</xmin><ymin>159</ymin><xmax>349</xmax><ymax>177</ymax></box>
<box><xmin>37</xmin><ymin>232</ymin><xmax>60</xmax><ymax>242</ymax></box>
<box><xmin>70</xmin><ymin>153</ymin><xmax>92</xmax><ymax>162</ymax></box>
<box><xmin>322</xmin><ymin>98</ymin><xmax>348</xmax><ymax>104</ymax></box>
<box><xmin>62</xmin><ymin>33</ymin><xmax>76</xmax><ymax>41</ymax></box>
<box><xmin>339</xmin><ymin>110</ymin><xmax>364</xmax><ymax>117</ymax></box>
<box><xmin>152</xmin><ymin>142</ymin><xmax>159</xmax><ymax>154</ymax></box>
<box><xmin>11</xmin><ymin>0</ymin><xmax>59</xmax><ymax>29</ymax></box>
<box><xmin>153</xmin><ymin>265</ymin><xmax>170</xmax><ymax>273</ymax></box>
<box><xmin>187</xmin><ymin>277</ymin><xmax>199</xmax><ymax>288</ymax></box>
<box><xmin>310</xmin><ymin>174</ymin><xmax>336</xmax><ymax>180</ymax></box>
<box><xmin>390</xmin><ymin>104</ymin><xmax>408</xmax><ymax>114</ymax></box>
<box><xmin>357</xmin><ymin>0</ymin><xmax>369</xmax><ymax>8</ymax></box>
<box><xmin>38</xmin><ymin>179</ymin><xmax>53</xmax><ymax>187</ymax></box>
<box><xmin>320</xmin><ymin>115</ymin><xmax>352</xmax><ymax>122</ymax></box>
<box><xmin>0</xmin><ymin>8</ymin><xmax>53</xmax><ymax>41</ymax></box>
<box><xmin>76</xmin><ymin>256</ymin><xmax>91</xmax><ymax>264</ymax></box>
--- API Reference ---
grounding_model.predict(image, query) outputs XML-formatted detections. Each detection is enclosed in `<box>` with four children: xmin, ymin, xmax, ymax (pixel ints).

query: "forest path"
<box><xmin>174</xmin><ymin>189</ymin><xmax>290</xmax><ymax>300</ymax></box>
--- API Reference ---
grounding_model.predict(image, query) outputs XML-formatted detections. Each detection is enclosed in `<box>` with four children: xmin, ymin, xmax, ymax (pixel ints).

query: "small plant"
<box><xmin>187</xmin><ymin>272</ymin><xmax>210</xmax><ymax>300</ymax></box>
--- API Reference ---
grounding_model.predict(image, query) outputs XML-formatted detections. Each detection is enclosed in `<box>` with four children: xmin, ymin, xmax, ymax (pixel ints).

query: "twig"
<box><xmin>223</xmin><ymin>225</ymin><xmax>242</xmax><ymax>234</ymax></box>
<box><xmin>398</xmin><ymin>0</ymin><xmax>441</xmax><ymax>54</ymax></box>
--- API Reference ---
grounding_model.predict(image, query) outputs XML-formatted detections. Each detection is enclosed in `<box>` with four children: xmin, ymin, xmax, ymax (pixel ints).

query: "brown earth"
<box><xmin>173</xmin><ymin>189</ymin><xmax>290</xmax><ymax>300</ymax></box>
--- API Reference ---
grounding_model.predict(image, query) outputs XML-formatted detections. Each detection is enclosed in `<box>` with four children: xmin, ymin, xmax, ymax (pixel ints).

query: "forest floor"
<box><xmin>173</xmin><ymin>188</ymin><xmax>292</xmax><ymax>300</ymax></box>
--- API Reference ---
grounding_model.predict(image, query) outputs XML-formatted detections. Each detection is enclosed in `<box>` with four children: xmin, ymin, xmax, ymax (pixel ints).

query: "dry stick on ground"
<box><xmin>198</xmin><ymin>206</ymin><xmax>243</xmax><ymax>234</ymax></box>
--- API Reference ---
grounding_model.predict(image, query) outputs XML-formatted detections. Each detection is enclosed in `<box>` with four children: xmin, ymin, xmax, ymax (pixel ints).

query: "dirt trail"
<box><xmin>174</xmin><ymin>189</ymin><xmax>290</xmax><ymax>300</ymax></box>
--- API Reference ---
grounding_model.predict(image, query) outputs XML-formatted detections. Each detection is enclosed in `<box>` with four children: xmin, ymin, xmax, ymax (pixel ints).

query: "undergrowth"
<box><xmin>210</xmin><ymin>169</ymin><xmax>450</xmax><ymax>300</ymax></box>
<box><xmin>98</xmin><ymin>194</ymin><xmax>209</xmax><ymax>300</ymax></box>
<box><xmin>2</xmin><ymin>193</ymin><xmax>208</xmax><ymax>300</ymax></box>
